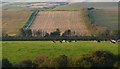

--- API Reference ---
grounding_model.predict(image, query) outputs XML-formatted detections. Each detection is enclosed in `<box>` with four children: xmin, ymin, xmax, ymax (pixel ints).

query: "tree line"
<box><xmin>2</xmin><ymin>28</ymin><xmax>120</xmax><ymax>41</ymax></box>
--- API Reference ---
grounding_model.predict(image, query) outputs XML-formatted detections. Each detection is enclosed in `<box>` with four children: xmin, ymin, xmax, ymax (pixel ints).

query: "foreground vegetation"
<box><xmin>2</xmin><ymin>51</ymin><xmax>119</xmax><ymax>68</ymax></box>
<box><xmin>2</xmin><ymin>41</ymin><xmax>118</xmax><ymax>64</ymax></box>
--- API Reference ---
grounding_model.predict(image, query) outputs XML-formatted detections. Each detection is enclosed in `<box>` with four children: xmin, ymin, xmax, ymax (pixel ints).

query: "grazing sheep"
<box><xmin>97</xmin><ymin>40</ymin><xmax>101</xmax><ymax>43</ymax></box>
<box><xmin>72</xmin><ymin>40</ymin><xmax>77</xmax><ymax>42</ymax></box>
<box><xmin>72</xmin><ymin>41</ymin><xmax>76</xmax><ymax>42</ymax></box>
<box><xmin>110</xmin><ymin>40</ymin><xmax>117</xmax><ymax>44</ymax></box>
<box><xmin>93</xmin><ymin>40</ymin><xmax>98</xmax><ymax>43</ymax></box>
<box><xmin>62</xmin><ymin>40</ymin><xmax>66</xmax><ymax>42</ymax></box>
<box><xmin>60</xmin><ymin>40</ymin><xmax>62</xmax><ymax>43</ymax></box>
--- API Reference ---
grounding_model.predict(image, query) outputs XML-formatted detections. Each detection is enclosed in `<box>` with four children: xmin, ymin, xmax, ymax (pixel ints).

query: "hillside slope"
<box><xmin>54</xmin><ymin>2</ymin><xmax>118</xmax><ymax>31</ymax></box>
<box><xmin>54</xmin><ymin>2</ymin><xmax>118</xmax><ymax>10</ymax></box>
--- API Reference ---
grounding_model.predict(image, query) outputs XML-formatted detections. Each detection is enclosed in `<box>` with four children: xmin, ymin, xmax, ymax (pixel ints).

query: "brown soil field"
<box><xmin>2</xmin><ymin>10</ymin><xmax>32</xmax><ymax>36</ymax></box>
<box><xmin>30</xmin><ymin>11</ymin><xmax>91</xmax><ymax>36</ymax></box>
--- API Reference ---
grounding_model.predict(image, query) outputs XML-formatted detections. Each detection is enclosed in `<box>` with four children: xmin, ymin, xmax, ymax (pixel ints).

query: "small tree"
<box><xmin>44</xmin><ymin>32</ymin><xmax>49</xmax><ymax>37</ymax></box>
<box><xmin>50</xmin><ymin>28</ymin><xmax>61</xmax><ymax>37</ymax></box>
<box><xmin>24</xmin><ymin>29</ymin><xmax>32</xmax><ymax>37</ymax></box>
<box><xmin>62</xmin><ymin>29</ymin><xmax>72</xmax><ymax>37</ymax></box>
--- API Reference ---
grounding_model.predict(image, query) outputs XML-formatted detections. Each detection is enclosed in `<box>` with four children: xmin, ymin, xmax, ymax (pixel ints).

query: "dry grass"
<box><xmin>2</xmin><ymin>10</ymin><xmax>32</xmax><ymax>36</ymax></box>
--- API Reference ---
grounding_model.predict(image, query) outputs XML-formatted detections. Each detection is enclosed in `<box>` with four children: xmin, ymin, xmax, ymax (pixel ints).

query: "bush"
<box><xmin>113</xmin><ymin>61</ymin><xmax>120</xmax><ymax>69</ymax></box>
<box><xmin>2</xmin><ymin>58</ymin><xmax>12</xmax><ymax>67</ymax></box>
<box><xmin>51</xmin><ymin>55</ymin><xmax>68</xmax><ymax>68</ymax></box>
<box><xmin>14</xmin><ymin>60</ymin><xmax>35</xmax><ymax>67</ymax></box>
<box><xmin>90</xmin><ymin>51</ymin><xmax>116</xmax><ymax>68</ymax></box>
<box><xmin>113</xmin><ymin>54</ymin><xmax>120</xmax><ymax>69</ymax></box>
<box><xmin>74</xmin><ymin>56</ymin><xmax>92</xmax><ymax>68</ymax></box>
<box><xmin>74</xmin><ymin>51</ymin><xmax>116</xmax><ymax>68</ymax></box>
<box><xmin>2</xmin><ymin>51</ymin><xmax>117</xmax><ymax>68</ymax></box>
<box><xmin>34</xmin><ymin>56</ymin><xmax>49</xmax><ymax>67</ymax></box>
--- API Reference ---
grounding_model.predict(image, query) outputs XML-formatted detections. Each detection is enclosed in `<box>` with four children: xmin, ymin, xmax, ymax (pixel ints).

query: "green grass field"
<box><xmin>54</xmin><ymin>3</ymin><xmax>118</xmax><ymax>31</ymax></box>
<box><xmin>2</xmin><ymin>41</ymin><xmax>118</xmax><ymax>64</ymax></box>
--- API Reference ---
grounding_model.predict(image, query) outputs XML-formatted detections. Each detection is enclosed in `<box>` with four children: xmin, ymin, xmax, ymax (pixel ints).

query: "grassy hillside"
<box><xmin>2</xmin><ymin>2</ymin><xmax>34</xmax><ymax>10</ymax></box>
<box><xmin>2</xmin><ymin>41</ymin><xmax>118</xmax><ymax>64</ymax></box>
<box><xmin>54</xmin><ymin>2</ymin><xmax>118</xmax><ymax>31</ymax></box>
<box><xmin>53</xmin><ymin>3</ymin><xmax>83</xmax><ymax>11</ymax></box>
<box><xmin>93</xmin><ymin>9</ymin><xmax>118</xmax><ymax>31</ymax></box>
<box><xmin>54</xmin><ymin>2</ymin><xmax>118</xmax><ymax>10</ymax></box>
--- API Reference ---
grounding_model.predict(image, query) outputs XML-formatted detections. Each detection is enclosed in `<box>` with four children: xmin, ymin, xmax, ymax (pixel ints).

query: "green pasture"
<box><xmin>2</xmin><ymin>41</ymin><xmax>118</xmax><ymax>64</ymax></box>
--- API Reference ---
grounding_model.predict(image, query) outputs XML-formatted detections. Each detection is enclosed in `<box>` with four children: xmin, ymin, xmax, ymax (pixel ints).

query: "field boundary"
<box><xmin>22</xmin><ymin>10</ymin><xmax>39</xmax><ymax>30</ymax></box>
<box><xmin>2</xmin><ymin>36</ymin><xmax>112</xmax><ymax>41</ymax></box>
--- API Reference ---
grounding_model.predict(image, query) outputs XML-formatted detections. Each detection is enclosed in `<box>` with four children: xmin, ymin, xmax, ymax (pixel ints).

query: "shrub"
<box><xmin>74</xmin><ymin>56</ymin><xmax>92</xmax><ymax>68</ymax></box>
<box><xmin>51</xmin><ymin>55</ymin><xmax>68</xmax><ymax>68</ymax></box>
<box><xmin>66</xmin><ymin>58</ymin><xmax>74</xmax><ymax>67</ymax></box>
<box><xmin>113</xmin><ymin>54</ymin><xmax>120</xmax><ymax>69</ymax></box>
<box><xmin>34</xmin><ymin>56</ymin><xmax>49</xmax><ymax>67</ymax></box>
<box><xmin>15</xmin><ymin>60</ymin><xmax>35</xmax><ymax>67</ymax></box>
<box><xmin>113</xmin><ymin>61</ymin><xmax>120</xmax><ymax>69</ymax></box>
<box><xmin>74</xmin><ymin>51</ymin><xmax>116</xmax><ymax>68</ymax></box>
<box><xmin>2</xmin><ymin>58</ymin><xmax>12</xmax><ymax>67</ymax></box>
<box><xmin>39</xmin><ymin>59</ymin><xmax>52</xmax><ymax>68</ymax></box>
<box><xmin>90</xmin><ymin>51</ymin><xmax>116</xmax><ymax>68</ymax></box>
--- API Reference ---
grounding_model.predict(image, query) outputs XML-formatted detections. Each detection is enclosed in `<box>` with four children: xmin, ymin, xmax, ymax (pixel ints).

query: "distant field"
<box><xmin>2</xmin><ymin>41</ymin><xmax>118</xmax><ymax>64</ymax></box>
<box><xmin>93</xmin><ymin>9</ymin><xmax>118</xmax><ymax>30</ymax></box>
<box><xmin>54</xmin><ymin>2</ymin><xmax>118</xmax><ymax>10</ymax></box>
<box><xmin>2</xmin><ymin>2</ymin><xmax>34</xmax><ymax>10</ymax></box>
<box><xmin>54</xmin><ymin>3</ymin><xmax>118</xmax><ymax>31</ymax></box>
<box><xmin>2</xmin><ymin>10</ymin><xmax>32</xmax><ymax>36</ymax></box>
<box><xmin>30</xmin><ymin>11</ymin><xmax>91</xmax><ymax>36</ymax></box>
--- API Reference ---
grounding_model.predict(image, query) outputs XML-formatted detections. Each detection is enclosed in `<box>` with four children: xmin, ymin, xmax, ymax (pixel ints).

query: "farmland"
<box><xmin>54</xmin><ymin>2</ymin><xmax>118</xmax><ymax>31</ymax></box>
<box><xmin>2</xmin><ymin>2</ymin><xmax>35</xmax><ymax>10</ymax></box>
<box><xmin>2</xmin><ymin>10</ymin><xmax>32</xmax><ymax>36</ymax></box>
<box><xmin>1</xmin><ymin>2</ymin><xmax>119</xmax><ymax>68</ymax></box>
<box><xmin>54</xmin><ymin>2</ymin><xmax>118</xmax><ymax>10</ymax></box>
<box><xmin>2</xmin><ymin>41</ymin><xmax>118</xmax><ymax>64</ymax></box>
<box><xmin>93</xmin><ymin>9</ymin><xmax>118</xmax><ymax>30</ymax></box>
<box><xmin>30</xmin><ymin>11</ymin><xmax>91</xmax><ymax>36</ymax></box>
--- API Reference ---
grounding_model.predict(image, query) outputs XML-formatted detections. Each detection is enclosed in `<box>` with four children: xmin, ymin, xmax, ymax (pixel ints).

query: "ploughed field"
<box><xmin>30</xmin><ymin>11</ymin><xmax>91</xmax><ymax>36</ymax></box>
<box><xmin>2</xmin><ymin>41</ymin><xmax>118</xmax><ymax>64</ymax></box>
<box><xmin>2</xmin><ymin>10</ymin><xmax>32</xmax><ymax>36</ymax></box>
